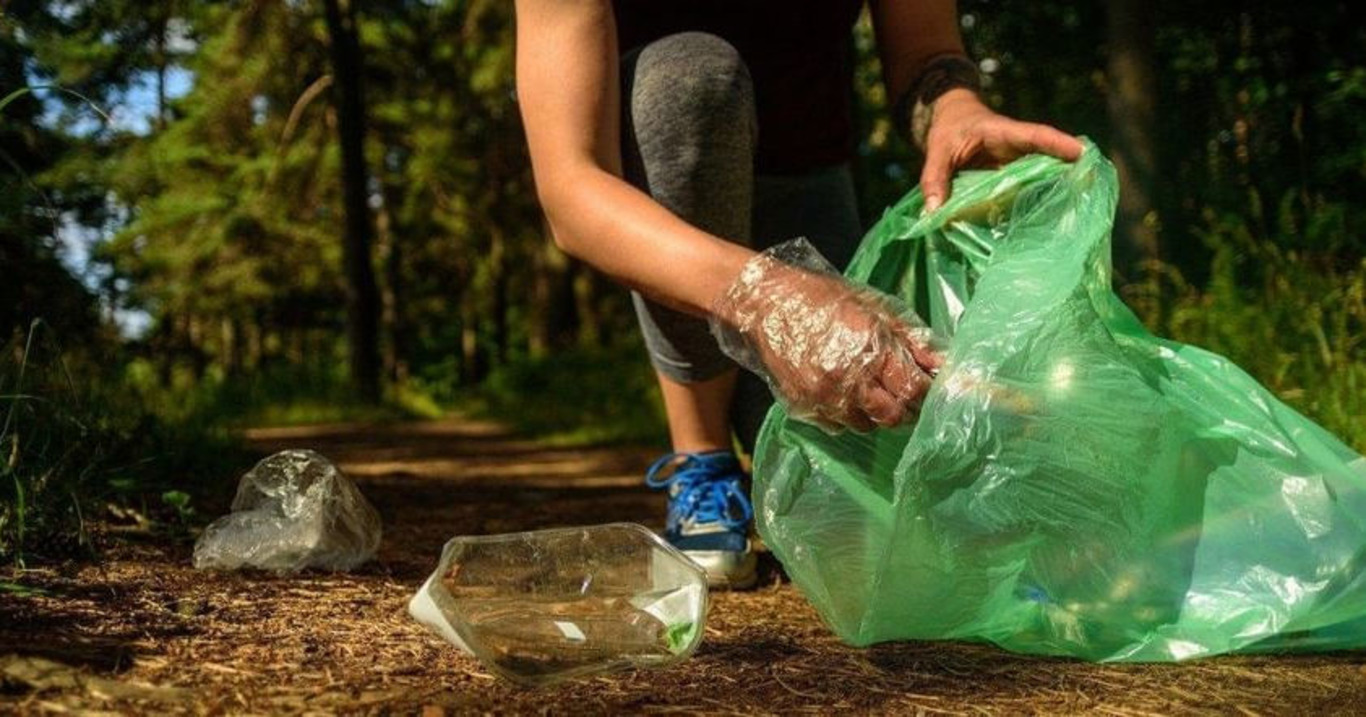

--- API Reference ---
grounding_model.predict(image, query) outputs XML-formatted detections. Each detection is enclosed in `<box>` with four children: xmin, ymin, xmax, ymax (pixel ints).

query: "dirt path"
<box><xmin>3</xmin><ymin>417</ymin><xmax>1365</xmax><ymax>714</ymax></box>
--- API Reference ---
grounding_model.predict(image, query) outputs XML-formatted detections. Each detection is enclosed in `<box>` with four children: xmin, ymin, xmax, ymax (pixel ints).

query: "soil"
<box><xmin>3</xmin><ymin>417</ymin><xmax>1365</xmax><ymax>715</ymax></box>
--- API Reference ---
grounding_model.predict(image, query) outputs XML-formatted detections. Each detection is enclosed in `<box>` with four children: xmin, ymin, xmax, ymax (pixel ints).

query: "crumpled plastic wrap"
<box><xmin>710</xmin><ymin>238</ymin><xmax>942</xmax><ymax>432</ymax></box>
<box><xmin>752</xmin><ymin>142</ymin><xmax>1366</xmax><ymax>661</ymax></box>
<box><xmin>193</xmin><ymin>449</ymin><xmax>381</xmax><ymax>572</ymax></box>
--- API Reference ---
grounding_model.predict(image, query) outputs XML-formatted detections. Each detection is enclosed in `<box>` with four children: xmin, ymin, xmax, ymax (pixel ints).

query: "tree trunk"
<box><xmin>221</xmin><ymin>317</ymin><xmax>239</xmax><ymax>376</ymax></box>
<box><xmin>1105</xmin><ymin>0</ymin><xmax>1160</xmax><ymax>274</ymax></box>
<box><xmin>375</xmin><ymin>180</ymin><xmax>404</xmax><ymax>382</ymax></box>
<box><xmin>460</xmin><ymin>297</ymin><xmax>484</xmax><ymax>385</ymax></box>
<box><xmin>246</xmin><ymin>317</ymin><xmax>263</xmax><ymax>370</ymax></box>
<box><xmin>154</xmin><ymin>12</ymin><xmax>167</xmax><ymax>131</ymax></box>
<box><xmin>187</xmin><ymin>314</ymin><xmax>207</xmax><ymax>379</ymax></box>
<box><xmin>529</xmin><ymin>235</ymin><xmax>578</xmax><ymax>358</ymax></box>
<box><xmin>489</xmin><ymin>230</ymin><xmax>509</xmax><ymax>367</ymax></box>
<box><xmin>573</xmin><ymin>269</ymin><xmax>603</xmax><ymax>349</ymax></box>
<box><xmin>1288</xmin><ymin>12</ymin><xmax>1316</xmax><ymax>223</ymax></box>
<box><xmin>322</xmin><ymin>0</ymin><xmax>382</xmax><ymax>403</ymax></box>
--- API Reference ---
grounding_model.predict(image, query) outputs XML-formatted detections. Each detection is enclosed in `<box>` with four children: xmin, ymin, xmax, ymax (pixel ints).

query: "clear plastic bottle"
<box><xmin>408</xmin><ymin>523</ymin><xmax>709</xmax><ymax>686</ymax></box>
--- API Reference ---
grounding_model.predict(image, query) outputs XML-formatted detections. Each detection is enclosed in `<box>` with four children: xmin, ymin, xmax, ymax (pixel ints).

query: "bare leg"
<box><xmin>657</xmin><ymin>368</ymin><xmax>738</xmax><ymax>454</ymax></box>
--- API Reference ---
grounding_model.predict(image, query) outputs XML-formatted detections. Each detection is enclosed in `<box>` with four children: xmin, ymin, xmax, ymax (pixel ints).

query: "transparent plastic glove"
<box><xmin>709</xmin><ymin>238</ymin><xmax>943</xmax><ymax>432</ymax></box>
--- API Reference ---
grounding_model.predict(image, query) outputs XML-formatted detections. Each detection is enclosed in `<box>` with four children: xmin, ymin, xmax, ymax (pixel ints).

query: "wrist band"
<box><xmin>892</xmin><ymin>54</ymin><xmax>983</xmax><ymax>151</ymax></box>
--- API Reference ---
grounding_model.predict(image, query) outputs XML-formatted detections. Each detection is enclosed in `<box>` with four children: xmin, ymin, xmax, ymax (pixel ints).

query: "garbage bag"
<box><xmin>193</xmin><ymin>449</ymin><xmax>382</xmax><ymax>572</ymax></box>
<box><xmin>752</xmin><ymin>142</ymin><xmax>1366</xmax><ymax>661</ymax></box>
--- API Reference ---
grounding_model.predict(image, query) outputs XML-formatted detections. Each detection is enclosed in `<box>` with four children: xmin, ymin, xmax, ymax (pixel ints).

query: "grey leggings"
<box><xmin>621</xmin><ymin>32</ymin><xmax>863</xmax><ymax>452</ymax></box>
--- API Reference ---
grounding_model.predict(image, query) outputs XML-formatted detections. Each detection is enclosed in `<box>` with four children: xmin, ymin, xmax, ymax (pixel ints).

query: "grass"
<box><xmin>124</xmin><ymin>359</ymin><xmax>445</xmax><ymax>429</ymax></box>
<box><xmin>462</xmin><ymin>341</ymin><xmax>668</xmax><ymax>447</ymax></box>
<box><xmin>0</xmin><ymin>579</ymin><xmax>50</xmax><ymax>597</ymax></box>
<box><xmin>1125</xmin><ymin>214</ymin><xmax>1366</xmax><ymax>453</ymax></box>
<box><xmin>0</xmin><ymin>321</ymin><xmax>247</xmax><ymax>564</ymax></box>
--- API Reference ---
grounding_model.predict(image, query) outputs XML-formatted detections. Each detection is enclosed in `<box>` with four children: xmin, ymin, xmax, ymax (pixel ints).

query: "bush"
<box><xmin>125</xmin><ymin>358</ymin><xmax>443</xmax><ymax>429</ymax></box>
<box><xmin>470</xmin><ymin>341</ymin><xmax>667</xmax><ymax>446</ymax></box>
<box><xmin>1125</xmin><ymin>213</ymin><xmax>1366</xmax><ymax>452</ymax></box>
<box><xmin>0</xmin><ymin>322</ymin><xmax>245</xmax><ymax>564</ymax></box>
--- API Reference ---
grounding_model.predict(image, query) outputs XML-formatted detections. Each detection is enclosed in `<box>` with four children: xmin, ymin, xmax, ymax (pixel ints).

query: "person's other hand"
<box><xmin>710</xmin><ymin>239</ymin><xmax>943</xmax><ymax>432</ymax></box>
<box><xmin>920</xmin><ymin>89</ymin><xmax>1083</xmax><ymax>212</ymax></box>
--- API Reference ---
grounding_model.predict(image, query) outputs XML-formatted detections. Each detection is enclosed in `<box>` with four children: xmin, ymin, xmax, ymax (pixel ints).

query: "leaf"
<box><xmin>161</xmin><ymin>490</ymin><xmax>191</xmax><ymax>509</ymax></box>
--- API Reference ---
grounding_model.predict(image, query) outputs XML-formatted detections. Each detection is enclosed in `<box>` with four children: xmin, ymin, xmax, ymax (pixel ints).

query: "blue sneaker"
<box><xmin>645</xmin><ymin>451</ymin><xmax>758</xmax><ymax>589</ymax></box>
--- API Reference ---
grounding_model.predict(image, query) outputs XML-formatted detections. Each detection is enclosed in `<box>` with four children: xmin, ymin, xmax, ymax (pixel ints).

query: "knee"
<box><xmin>628</xmin><ymin>32</ymin><xmax>755</xmax><ymax>145</ymax></box>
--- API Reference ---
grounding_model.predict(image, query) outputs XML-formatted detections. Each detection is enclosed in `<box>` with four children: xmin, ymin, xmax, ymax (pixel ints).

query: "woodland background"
<box><xmin>2</xmin><ymin>0</ymin><xmax>1363</xmax><ymax>561</ymax></box>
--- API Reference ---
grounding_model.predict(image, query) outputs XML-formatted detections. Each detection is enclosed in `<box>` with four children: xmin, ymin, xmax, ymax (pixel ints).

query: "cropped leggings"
<box><xmin>620</xmin><ymin>32</ymin><xmax>863</xmax><ymax>452</ymax></box>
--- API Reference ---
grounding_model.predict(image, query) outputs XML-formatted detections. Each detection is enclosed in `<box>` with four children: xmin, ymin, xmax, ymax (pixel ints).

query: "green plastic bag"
<box><xmin>752</xmin><ymin>143</ymin><xmax>1366</xmax><ymax>661</ymax></box>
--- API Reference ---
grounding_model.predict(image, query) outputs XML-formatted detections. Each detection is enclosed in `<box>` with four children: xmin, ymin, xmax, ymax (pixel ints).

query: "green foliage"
<box><xmin>0</xmin><ymin>322</ymin><xmax>245</xmax><ymax>564</ymax></box>
<box><xmin>125</xmin><ymin>358</ymin><xmax>443</xmax><ymax>429</ymax></box>
<box><xmin>1</xmin><ymin>63</ymin><xmax>103</xmax><ymax>343</ymax></box>
<box><xmin>160</xmin><ymin>489</ymin><xmax>194</xmax><ymax>530</ymax></box>
<box><xmin>962</xmin><ymin>2</ymin><xmax>1366</xmax><ymax>273</ymax></box>
<box><xmin>469</xmin><ymin>341</ymin><xmax>667</xmax><ymax>447</ymax></box>
<box><xmin>1128</xmin><ymin>213</ymin><xmax>1366</xmax><ymax>452</ymax></box>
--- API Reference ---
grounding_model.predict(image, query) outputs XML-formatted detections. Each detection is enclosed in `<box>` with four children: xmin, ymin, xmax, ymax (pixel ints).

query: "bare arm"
<box><xmin>870</xmin><ymin>1</ymin><xmax>1083</xmax><ymax>211</ymax></box>
<box><xmin>513</xmin><ymin>0</ymin><xmax>752</xmax><ymax>316</ymax></box>
<box><xmin>869</xmin><ymin>0</ymin><xmax>967</xmax><ymax>106</ymax></box>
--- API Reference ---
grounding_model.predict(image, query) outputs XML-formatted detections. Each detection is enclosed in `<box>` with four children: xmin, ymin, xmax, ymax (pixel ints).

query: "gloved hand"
<box><xmin>709</xmin><ymin>238</ymin><xmax>943</xmax><ymax>432</ymax></box>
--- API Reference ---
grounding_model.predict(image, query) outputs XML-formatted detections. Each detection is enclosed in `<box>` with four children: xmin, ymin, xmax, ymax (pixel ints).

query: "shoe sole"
<box><xmin>684</xmin><ymin>548</ymin><xmax>759</xmax><ymax>590</ymax></box>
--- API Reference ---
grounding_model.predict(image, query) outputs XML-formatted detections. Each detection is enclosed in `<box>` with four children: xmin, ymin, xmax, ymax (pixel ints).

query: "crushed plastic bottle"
<box><xmin>408</xmin><ymin>523</ymin><xmax>709</xmax><ymax>686</ymax></box>
<box><xmin>193</xmin><ymin>449</ymin><xmax>382</xmax><ymax>572</ymax></box>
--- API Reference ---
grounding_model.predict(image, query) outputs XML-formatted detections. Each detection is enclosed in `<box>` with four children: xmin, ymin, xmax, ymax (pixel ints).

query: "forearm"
<box><xmin>536</xmin><ymin>165</ymin><xmax>753</xmax><ymax>316</ymax></box>
<box><xmin>515</xmin><ymin>0</ymin><xmax>752</xmax><ymax>316</ymax></box>
<box><xmin>870</xmin><ymin>0</ymin><xmax>968</xmax><ymax>104</ymax></box>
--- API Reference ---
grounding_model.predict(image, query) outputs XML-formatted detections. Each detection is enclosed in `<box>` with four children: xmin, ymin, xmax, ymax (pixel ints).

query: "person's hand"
<box><xmin>920</xmin><ymin>89</ymin><xmax>1084</xmax><ymax>212</ymax></box>
<box><xmin>710</xmin><ymin>239</ymin><xmax>943</xmax><ymax>432</ymax></box>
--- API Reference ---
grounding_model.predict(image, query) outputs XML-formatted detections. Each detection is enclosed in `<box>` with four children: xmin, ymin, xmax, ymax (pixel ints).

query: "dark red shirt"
<box><xmin>614</xmin><ymin>0</ymin><xmax>865</xmax><ymax>175</ymax></box>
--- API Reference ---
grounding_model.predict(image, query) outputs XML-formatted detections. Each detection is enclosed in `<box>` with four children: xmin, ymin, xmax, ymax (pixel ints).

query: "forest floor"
<box><xmin>2</xmin><ymin>416</ymin><xmax>1365</xmax><ymax>715</ymax></box>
